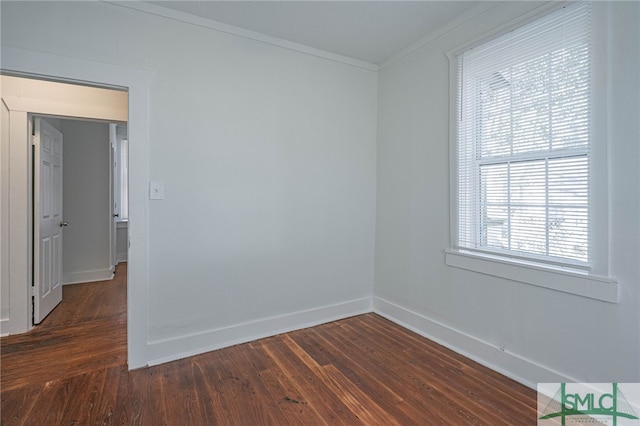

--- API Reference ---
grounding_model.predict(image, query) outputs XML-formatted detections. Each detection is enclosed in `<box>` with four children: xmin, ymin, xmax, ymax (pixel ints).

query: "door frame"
<box><xmin>109</xmin><ymin>123</ymin><xmax>118</xmax><ymax>273</ymax></box>
<box><xmin>1</xmin><ymin>47</ymin><xmax>153</xmax><ymax>369</ymax></box>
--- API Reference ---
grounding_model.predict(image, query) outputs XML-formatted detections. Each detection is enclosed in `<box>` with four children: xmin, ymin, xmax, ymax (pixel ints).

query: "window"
<box><xmin>447</xmin><ymin>2</ymin><xmax>617</xmax><ymax>302</ymax></box>
<box><xmin>454</xmin><ymin>3</ymin><xmax>592</xmax><ymax>270</ymax></box>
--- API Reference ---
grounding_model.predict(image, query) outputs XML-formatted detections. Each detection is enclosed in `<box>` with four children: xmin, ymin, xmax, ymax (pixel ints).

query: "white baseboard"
<box><xmin>0</xmin><ymin>317</ymin><xmax>30</xmax><ymax>336</ymax></box>
<box><xmin>0</xmin><ymin>318</ymin><xmax>9</xmax><ymax>337</ymax></box>
<box><xmin>63</xmin><ymin>268</ymin><xmax>114</xmax><ymax>285</ymax></box>
<box><xmin>373</xmin><ymin>296</ymin><xmax>576</xmax><ymax>389</ymax></box>
<box><xmin>146</xmin><ymin>296</ymin><xmax>373</xmax><ymax>367</ymax></box>
<box><xmin>116</xmin><ymin>251</ymin><xmax>128</xmax><ymax>264</ymax></box>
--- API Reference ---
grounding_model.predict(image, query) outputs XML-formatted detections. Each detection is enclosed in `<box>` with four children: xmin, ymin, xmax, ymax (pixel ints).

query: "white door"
<box><xmin>33</xmin><ymin>117</ymin><xmax>64</xmax><ymax>324</ymax></box>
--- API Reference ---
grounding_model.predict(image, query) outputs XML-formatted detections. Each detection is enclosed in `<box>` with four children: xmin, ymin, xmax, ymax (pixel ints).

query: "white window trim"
<box><xmin>445</xmin><ymin>2</ymin><xmax>617</xmax><ymax>303</ymax></box>
<box><xmin>445</xmin><ymin>250</ymin><xmax>617</xmax><ymax>303</ymax></box>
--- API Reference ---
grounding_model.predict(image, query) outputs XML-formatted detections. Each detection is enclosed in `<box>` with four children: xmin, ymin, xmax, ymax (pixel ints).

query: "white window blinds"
<box><xmin>455</xmin><ymin>2</ymin><xmax>592</xmax><ymax>268</ymax></box>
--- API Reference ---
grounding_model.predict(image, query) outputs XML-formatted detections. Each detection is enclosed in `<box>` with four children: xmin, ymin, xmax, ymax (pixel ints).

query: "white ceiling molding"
<box><xmin>379</xmin><ymin>2</ymin><xmax>499</xmax><ymax>70</ymax></box>
<box><xmin>105</xmin><ymin>1</ymin><xmax>379</xmax><ymax>72</ymax></box>
<box><xmin>144</xmin><ymin>2</ymin><xmax>483</xmax><ymax>64</ymax></box>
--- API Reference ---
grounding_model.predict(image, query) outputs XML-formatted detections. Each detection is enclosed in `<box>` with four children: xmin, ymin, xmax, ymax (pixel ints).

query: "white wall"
<box><xmin>1</xmin><ymin>97</ymin><xmax>9</xmax><ymax>324</ymax></box>
<box><xmin>375</xmin><ymin>1</ymin><xmax>640</xmax><ymax>386</ymax></box>
<box><xmin>0</xmin><ymin>1</ymin><xmax>377</xmax><ymax>363</ymax></box>
<box><xmin>42</xmin><ymin>117</ymin><xmax>62</xmax><ymax>132</ymax></box>
<box><xmin>61</xmin><ymin>120</ymin><xmax>113</xmax><ymax>284</ymax></box>
<box><xmin>116</xmin><ymin>222</ymin><xmax>128</xmax><ymax>264</ymax></box>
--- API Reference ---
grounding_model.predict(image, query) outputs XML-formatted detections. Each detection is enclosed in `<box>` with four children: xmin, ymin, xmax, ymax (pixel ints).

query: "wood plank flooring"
<box><xmin>1</xmin><ymin>264</ymin><xmax>127</xmax><ymax>392</ymax></box>
<box><xmin>1</xmin><ymin>265</ymin><xmax>538</xmax><ymax>425</ymax></box>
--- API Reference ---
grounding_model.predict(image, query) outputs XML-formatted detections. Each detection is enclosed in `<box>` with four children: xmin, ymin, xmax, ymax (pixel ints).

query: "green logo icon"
<box><xmin>539</xmin><ymin>383</ymin><xmax>639</xmax><ymax>426</ymax></box>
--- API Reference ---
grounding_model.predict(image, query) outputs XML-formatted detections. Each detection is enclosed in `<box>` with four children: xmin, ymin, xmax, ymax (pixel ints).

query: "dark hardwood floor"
<box><xmin>1</xmin><ymin>264</ymin><xmax>537</xmax><ymax>425</ymax></box>
<box><xmin>1</xmin><ymin>263</ymin><xmax>127</xmax><ymax>393</ymax></box>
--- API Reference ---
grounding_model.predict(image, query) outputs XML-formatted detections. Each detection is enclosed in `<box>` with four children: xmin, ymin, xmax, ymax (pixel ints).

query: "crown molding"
<box><xmin>379</xmin><ymin>1</ymin><xmax>500</xmax><ymax>70</ymax></box>
<box><xmin>104</xmin><ymin>1</ymin><xmax>379</xmax><ymax>72</ymax></box>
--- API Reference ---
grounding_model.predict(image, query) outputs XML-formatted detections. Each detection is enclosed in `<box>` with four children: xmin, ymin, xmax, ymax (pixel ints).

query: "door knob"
<box><xmin>60</xmin><ymin>222</ymin><xmax>68</xmax><ymax>227</ymax></box>
<box><xmin>113</xmin><ymin>213</ymin><xmax>120</xmax><ymax>218</ymax></box>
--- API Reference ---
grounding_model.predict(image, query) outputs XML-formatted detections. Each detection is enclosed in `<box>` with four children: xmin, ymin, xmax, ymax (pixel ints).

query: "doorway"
<box><xmin>29</xmin><ymin>116</ymin><xmax>130</xmax><ymax>324</ymax></box>
<box><xmin>1</xmin><ymin>46</ymin><xmax>152</xmax><ymax>368</ymax></box>
<box><xmin>1</xmin><ymin>75</ymin><xmax>130</xmax><ymax>358</ymax></box>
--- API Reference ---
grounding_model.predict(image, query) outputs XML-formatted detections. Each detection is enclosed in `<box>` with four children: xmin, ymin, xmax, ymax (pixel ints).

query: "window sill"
<box><xmin>444</xmin><ymin>249</ymin><xmax>618</xmax><ymax>303</ymax></box>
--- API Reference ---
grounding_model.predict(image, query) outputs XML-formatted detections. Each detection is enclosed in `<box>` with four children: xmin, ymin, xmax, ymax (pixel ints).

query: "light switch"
<box><xmin>149</xmin><ymin>181</ymin><xmax>165</xmax><ymax>200</ymax></box>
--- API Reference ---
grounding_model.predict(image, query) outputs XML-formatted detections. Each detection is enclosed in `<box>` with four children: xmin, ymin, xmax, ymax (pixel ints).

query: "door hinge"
<box><xmin>30</xmin><ymin>286</ymin><xmax>36</xmax><ymax>297</ymax></box>
<box><xmin>31</xmin><ymin>117</ymin><xmax>37</xmax><ymax>144</ymax></box>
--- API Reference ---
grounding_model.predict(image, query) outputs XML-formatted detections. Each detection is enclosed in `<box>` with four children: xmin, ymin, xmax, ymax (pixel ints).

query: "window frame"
<box><xmin>445</xmin><ymin>2</ymin><xmax>617</xmax><ymax>302</ymax></box>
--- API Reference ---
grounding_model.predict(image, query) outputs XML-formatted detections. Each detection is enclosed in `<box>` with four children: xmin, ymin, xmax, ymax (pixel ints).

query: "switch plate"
<box><xmin>149</xmin><ymin>181</ymin><xmax>165</xmax><ymax>200</ymax></box>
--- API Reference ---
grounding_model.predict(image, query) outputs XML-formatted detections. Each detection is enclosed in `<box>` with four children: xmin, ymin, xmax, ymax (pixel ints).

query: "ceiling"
<box><xmin>147</xmin><ymin>1</ymin><xmax>482</xmax><ymax>65</ymax></box>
